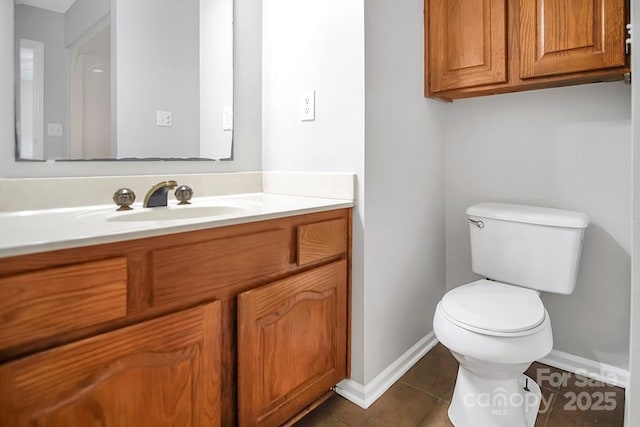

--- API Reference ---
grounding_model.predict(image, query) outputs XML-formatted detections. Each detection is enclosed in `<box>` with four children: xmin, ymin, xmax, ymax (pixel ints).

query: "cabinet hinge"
<box><xmin>626</xmin><ymin>23</ymin><xmax>632</xmax><ymax>55</ymax></box>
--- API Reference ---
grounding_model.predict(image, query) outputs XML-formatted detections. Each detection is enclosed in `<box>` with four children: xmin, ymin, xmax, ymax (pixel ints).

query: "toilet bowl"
<box><xmin>433</xmin><ymin>280</ymin><xmax>553</xmax><ymax>427</ymax></box>
<box><xmin>435</xmin><ymin>203</ymin><xmax>589</xmax><ymax>427</ymax></box>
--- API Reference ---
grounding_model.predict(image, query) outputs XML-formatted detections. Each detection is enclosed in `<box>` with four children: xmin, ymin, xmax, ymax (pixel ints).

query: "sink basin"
<box><xmin>108</xmin><ymin>205</ymin><xmax>246</xmax><ymax>222</ymax></box>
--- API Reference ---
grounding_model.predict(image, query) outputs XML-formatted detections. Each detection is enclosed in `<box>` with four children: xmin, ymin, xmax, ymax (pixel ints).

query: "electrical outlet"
<box><xmin>47</xmin><ymin>123</ymin><xmax>63</xmax><ymax>137</ymax></box>
<box><xmin>223</xmin><ymin>106</ymin><xmax>233</xmax><ymax>131</ymax></box>
<box><xmin>156</xmin><ymin>111</ymin><xmax>173</xmax><ymax>127</ymax></box>
<box><xmin>300</xmin><ymin>90</ymin><xmax>315</xmax><ymax>122</ymax></box>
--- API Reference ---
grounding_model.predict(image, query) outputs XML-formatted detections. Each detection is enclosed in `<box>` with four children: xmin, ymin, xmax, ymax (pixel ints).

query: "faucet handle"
<box><xmin>175</xmin><ymin>185</ymin><xmax>193</xmax><ymax>205</ymax></box>
<box><xmin>113</xmin><ymin>188</ymin><xmax>136</xmax><ymax>211</ymax></box>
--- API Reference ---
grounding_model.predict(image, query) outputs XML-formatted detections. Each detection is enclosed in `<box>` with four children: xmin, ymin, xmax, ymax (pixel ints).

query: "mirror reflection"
<box><xmin>14</xmin><ymin>0</ymin><xmax>233</xmax><ymax>161</ymax></box>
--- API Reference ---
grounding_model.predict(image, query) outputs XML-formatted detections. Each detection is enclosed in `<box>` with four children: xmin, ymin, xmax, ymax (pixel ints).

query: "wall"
<box><xmin>363</xmin><ymin>0</ymin><xmax>446</xmax><ymax>383</ymax></box>
<box><xmin>261</xmin><ymin>0</ymin><xmax>366</xmax><ymax>381</ymax></box>
<box><xmin>199</xmin><ymin>0</ymin><xmax>234</xmax><ymax>159</ymax></box>
<box><xmin>0</xmin><ymin>0</ymin><xmax>261</xmax><ymax>177</ymax></box>
<box><xmin>445</xmin><ymin>82</ymin><xmax>632</xmax><ymax>370</ymax></box>
<box><xmin>627</xmin><ymin>0</ymin><xmax>639</xmax><ymax>423</ymax></box>
<box><xmin>15</xmin><ymin>5</ymin><xmax>69</xmax><ymax>159</ymax></box>
<box><xmin>115</xmin><ymin>0</ymin><xmax>200</xmax><ymax>158</ymax></box>
<box><xmin>80</xmin><ymin>36</ymin><xmax>111</xmax><ymax>159</ymax></box>
<box><xmin>65</xmin><ymin>0</ymin><xmax>110</xmax><ymax>46</ymax></box>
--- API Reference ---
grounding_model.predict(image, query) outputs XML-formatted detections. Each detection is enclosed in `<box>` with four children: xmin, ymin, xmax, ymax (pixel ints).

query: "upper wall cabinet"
<box><xmin>425</xmin><ymin>0</ymin><xmax>630</xmax><ymax>101</ymax></box>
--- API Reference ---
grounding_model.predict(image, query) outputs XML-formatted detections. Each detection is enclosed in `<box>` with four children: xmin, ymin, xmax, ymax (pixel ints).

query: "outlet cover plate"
<box><xmin>157</xmin><ymin>111</ymin><xmax>173</xmax><ymax>127</ymax></box>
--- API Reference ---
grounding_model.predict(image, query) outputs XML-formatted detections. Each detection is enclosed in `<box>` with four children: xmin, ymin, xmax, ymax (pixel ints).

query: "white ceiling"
<box><xmin>15</xmin><ymin>0</ymin><xmax>76</xmax><ymax>14</ymax></box>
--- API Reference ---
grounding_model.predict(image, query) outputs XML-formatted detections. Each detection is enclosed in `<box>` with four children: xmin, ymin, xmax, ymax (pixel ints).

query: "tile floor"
<box><xmin>296</xmin><ymin>344</ymin><xmax>626</xmax><ymax>427</ymax></box>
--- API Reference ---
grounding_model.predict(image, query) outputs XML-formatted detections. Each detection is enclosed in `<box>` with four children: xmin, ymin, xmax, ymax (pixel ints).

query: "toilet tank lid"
<box><xmin>466</xmin><ymin>203</ymin><xmax>589</xmax><ymax>228</ymax></box>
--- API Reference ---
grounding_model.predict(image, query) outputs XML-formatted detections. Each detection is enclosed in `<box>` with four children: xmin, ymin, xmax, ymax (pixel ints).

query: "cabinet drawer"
<box><xmin>0</xmin><ymin>258</ymin><xmax>127</xmax><ymax>350</ymax></box>
<box><xmin>152</xmin><ymin>229</ymin><xmax>290</xmax><ymax>306</ymax></box>
<box><xmin>297</xmin><ymin>218</ymin><xmax>348</xmax><ymax>266</ymax></box>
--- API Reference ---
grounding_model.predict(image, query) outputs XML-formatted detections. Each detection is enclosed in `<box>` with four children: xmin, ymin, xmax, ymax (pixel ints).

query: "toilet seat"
<box><xmin>440</xmin><ymin>280</ymin><xmax>546</xmax><ymax>337</ymax></box>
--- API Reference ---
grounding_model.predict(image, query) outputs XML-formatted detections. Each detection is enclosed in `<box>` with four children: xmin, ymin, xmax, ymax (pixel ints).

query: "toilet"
<box><xmin>434</xmin><ymin>203</ymin><xmax>589</xmax><ymax>427</ymax></box>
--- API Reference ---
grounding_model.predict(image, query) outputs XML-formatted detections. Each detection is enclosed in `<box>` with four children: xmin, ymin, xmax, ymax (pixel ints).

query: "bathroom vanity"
<box><xmin>0</xmin><ymin>193</ymin><xmax>352</xmax><ymax>427</ymax></box>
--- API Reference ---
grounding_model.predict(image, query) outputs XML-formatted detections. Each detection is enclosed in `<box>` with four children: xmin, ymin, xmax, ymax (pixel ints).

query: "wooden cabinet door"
<box><xmin>0</xmin><ymin>302</ymin><xmax>221</xmax><ymax>427</ymax></box>
<box><xmin>428</xmin><ymin>0</ymin><xmax>507</xmax><ymax>92</ymax></box>
<box><xmin>238</xmin><ymin>261</ymin><xmax>347</xmax><ymax>427</ymax></box>
<box><xmin>520</xmin><ymin>0</ymin><xmax>626</xmax><ymax>78</ymax></box>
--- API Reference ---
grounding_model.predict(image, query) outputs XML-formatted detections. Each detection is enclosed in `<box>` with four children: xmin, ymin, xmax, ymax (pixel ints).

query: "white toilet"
<box><xmin>434</xmin><ymin>203</ymin><xmax>589</xmax><ymax>427</ymax></box>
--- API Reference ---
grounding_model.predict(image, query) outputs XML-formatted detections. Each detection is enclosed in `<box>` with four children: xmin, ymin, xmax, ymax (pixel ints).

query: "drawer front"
<box><xmin>0</xmin><ymin>257</ymin><xmax>128</xmax><ymax>350</ymax></box>
<box><xmin>297</xmin><ymin>218</ymin><xmax>348</xmax><ymax>266</ymax></box>
<box><xmin>152</xmin><ymin>229</ymin><xmax>290</xmax><ymax>306</ymax></box>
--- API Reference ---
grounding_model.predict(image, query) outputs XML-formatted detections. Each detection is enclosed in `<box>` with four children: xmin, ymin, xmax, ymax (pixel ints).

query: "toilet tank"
<box><xmin>467</xmin><ymin>203</ymin><xmax>589</xmax><ymax>294</ymax></box>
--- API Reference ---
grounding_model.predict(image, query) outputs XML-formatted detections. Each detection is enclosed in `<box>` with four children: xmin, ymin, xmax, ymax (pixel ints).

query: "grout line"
<box><xmin>538</xmin><ymin>390</ymin><xmax>558</xmax><ymax>427</ymax></box>
<box><xmin>412</xmin><ymin>396</ymin><xmax>453</xmax><ymax>427</ymax></box>
<box><xmin>543</xmin><ymin>392</ymin><xmax>562</xmax><ymax>427</ymax></box>
<box><xmin>398</xmin><ymin>379</ymin><xmax>452</xmax><ymax>404</ymax></box>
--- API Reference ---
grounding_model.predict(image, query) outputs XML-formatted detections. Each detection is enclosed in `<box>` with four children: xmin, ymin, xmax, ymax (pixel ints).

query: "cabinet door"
<box><xmin>238</xmin><ymin>261</ymin><xmax>347</xmax><ymax>427</ymax></box>
<box><xmin>428</xmin><ymin>0</ymin><xmax>507</xmax><ymax>92</ymax></box>
<box><xmin>520</xmin><ymin>0</ymin><xmax>626</xmax><ymax>78</ymax></box>
<box><xmin>0</xmin><ymin>302</ymin><xmax>221</xmax><ymax>427</ymax></box>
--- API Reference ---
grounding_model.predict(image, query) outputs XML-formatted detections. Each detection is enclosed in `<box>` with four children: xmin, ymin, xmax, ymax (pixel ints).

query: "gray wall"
<box><xmin>363</xmin><ymin>0</ymin><xmax>446</xmax><ymax>383</ymax></box>
<box><xmin>115</xmin><ymin>0</ymin><xmax>200</xmax><ymax>158</ymax></box>
<box><xmin>199</xmin><ymin>0</ymin><xmax>234</xmax><ymax>159</ymax></box>
<box><xmin>628</xmin><ymin>0</ymin><xmax>639</xmax><ymax>423</ymax></box>
<box><xmin>0</xmin><ymin>0</ymin><xmax>261</xmax><ymax>177</ymax></box>
<box><xmin>445</xmin><ymin>82</ymin><xmax>632</xmax><ymax>370</ymax></box>
<box><xmin>15</xmin><ymin>5</ymin><xmax>69</xmax><ymax>159</ymax></box>
<box><xmin>65</xmin><ymin>0</ymin><xmax>110</xmax><ymax>46</ymax></box>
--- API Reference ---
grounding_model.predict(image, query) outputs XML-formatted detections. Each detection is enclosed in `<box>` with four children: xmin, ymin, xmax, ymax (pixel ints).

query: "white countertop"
<box><xmin>0</xmin><ymin>193</ymin><xmax>353</xmax><ymax>258</ymax></box>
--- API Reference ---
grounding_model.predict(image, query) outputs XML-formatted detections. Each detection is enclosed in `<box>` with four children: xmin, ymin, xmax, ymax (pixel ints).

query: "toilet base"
<box><xmin>448</xmin><ymin>366</ymin><xmax>541</xmax><ymax>427</ymax></box>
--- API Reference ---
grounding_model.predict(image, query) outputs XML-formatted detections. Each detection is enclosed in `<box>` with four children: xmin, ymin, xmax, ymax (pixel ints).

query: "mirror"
<box><xmin>14</xmin><ymin>0</ymin><xmax>233</xmax><ymax>161</ymax></box>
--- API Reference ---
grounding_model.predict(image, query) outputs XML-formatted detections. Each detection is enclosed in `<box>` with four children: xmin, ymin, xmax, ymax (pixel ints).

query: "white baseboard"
<box><xmin>538</xmin><ymin>349</ymin><xmax>629</xmax><ymax>389</ymax></box>
<box><xmin>335</xmin><ymin>331</ymin><xmax>438</xmax><ymax>409</ymax></box>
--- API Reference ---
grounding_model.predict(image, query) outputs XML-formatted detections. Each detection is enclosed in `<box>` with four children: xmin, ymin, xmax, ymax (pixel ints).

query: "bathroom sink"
<box><xmin>107</xmin><ymin>205</ymin><xmax>247</xmax><ymax>222</ymax></box>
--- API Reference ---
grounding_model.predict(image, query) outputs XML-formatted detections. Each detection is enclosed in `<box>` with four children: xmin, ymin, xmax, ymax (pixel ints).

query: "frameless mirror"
<box><xmin>14</xmin><ymin>0</ymin><xmax>233</xmax><ymax>161</ymax></box>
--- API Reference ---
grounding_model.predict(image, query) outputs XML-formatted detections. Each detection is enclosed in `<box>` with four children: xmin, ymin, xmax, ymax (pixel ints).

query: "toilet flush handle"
<box><xmin>468</xmin><ymin>218</ymin><xmax>484</xmax><ymax>229</ymax></box>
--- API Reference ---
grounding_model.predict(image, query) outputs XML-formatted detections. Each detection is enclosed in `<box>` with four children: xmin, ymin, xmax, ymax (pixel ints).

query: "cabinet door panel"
<box><xmin>429</xmin><ymin>0</ymin><xmax>507</xmax><ymax>92</ymax></box>
<box><xmin>238</xmin><ymin>261</ymin><xmax>347</xmax><ymax>427</ymax></box>
<box><xmin>520</xmin><ymin>0</ymin><xmax>626</xmax><ymax>78</ymax></box>
<box><xmin>0</xmin><ymin>302</ymin><xmax>221</xmax><ymax>427</ymax></box>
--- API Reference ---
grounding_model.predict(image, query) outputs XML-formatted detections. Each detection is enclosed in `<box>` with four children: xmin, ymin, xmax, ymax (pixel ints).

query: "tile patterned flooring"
<box><xmin>296</xmin><ymin>344</ymin><xmax>626</xmax><ymax>427</ymax></box>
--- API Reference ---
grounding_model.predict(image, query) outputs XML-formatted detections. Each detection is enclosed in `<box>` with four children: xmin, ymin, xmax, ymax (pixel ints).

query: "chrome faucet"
<box><xmin>144</xmin><ymin>180</ymin><xmax>178</xmax><ymax>208</ymax></box>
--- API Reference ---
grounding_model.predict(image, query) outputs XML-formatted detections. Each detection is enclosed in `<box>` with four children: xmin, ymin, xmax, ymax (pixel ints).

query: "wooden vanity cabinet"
<box><xmin>0</xmin><ymin>208</ymin><xmax>352</xmax><ymax>427</ymax></box>
<box><xmin>425</xmin><ymin>0</ymin><xmax>630</xmax><ymax>100</ymax></box>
